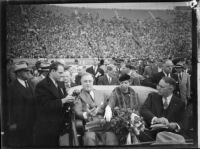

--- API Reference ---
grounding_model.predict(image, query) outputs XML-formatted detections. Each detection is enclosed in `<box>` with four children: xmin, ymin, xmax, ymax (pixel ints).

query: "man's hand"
<box><xmin>86</xmin><ymin>104</ymin><xmax>98</xmax><ymax>117</ymax></box>
<box><xmin>61</xmin><ymin>95</ymin><xmax>75</xmax><ymax>104</ymax></box>
<box><xmin>104</xmin><ymin>106</ymin><xmax>112</xmax><ymax>122</ymax></box>
<box><xmin>167</xmin><ymin>122</ymin><xmax>178</xmax><ymax>130</ymax></box>
<box><xmin>154</xmin><ymin>117</ymin><xmax>169</xmax><ymax>125</ymax></box>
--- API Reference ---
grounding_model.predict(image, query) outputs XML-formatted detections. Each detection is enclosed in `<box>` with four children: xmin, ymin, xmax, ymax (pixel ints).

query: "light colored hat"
<box><xmin>14</xmin><ymin>62</ymin><xmax>31</xmax><ymax>72</ymax></box>
<box><xmin>153</xmin><ymin>131</ymin><xmax>186</xmax><ymax>145</ymax></box>
<box><xmin>38</xmin><ymin>62</ymin><xmax>50</xmax><ymax>72</ymax></box>
<box><xmin>175</xmin><ymin>62</ymin><xmax>184</xmax><ymax>68</ymax></box>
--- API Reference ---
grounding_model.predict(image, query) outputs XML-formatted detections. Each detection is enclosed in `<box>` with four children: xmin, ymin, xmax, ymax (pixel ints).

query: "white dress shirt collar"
<box><xmin>162</xmin><ymin>94</ymin><xmax>173</xmax><ymax>105</ymax></box>
<box><xmin>163</xmin><ymin>71</ymin><xmax>171</xmax><ymax>77</ymax></box>
<box><xmin>17</xmin><ymin>78</ymin><xmax>26</xmax><ymax>88</ymax></box>
<box><xmin>49</xmin><ymin>76</ymin><xmax>58</xmax><ymax>88</ymax></box>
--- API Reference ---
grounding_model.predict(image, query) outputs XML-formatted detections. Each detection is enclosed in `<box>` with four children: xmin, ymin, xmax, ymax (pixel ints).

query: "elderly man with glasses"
<box><xmin>138</xmin><ymin>77</ymin><xmax>186</xmax><ymax>142</ymax></box>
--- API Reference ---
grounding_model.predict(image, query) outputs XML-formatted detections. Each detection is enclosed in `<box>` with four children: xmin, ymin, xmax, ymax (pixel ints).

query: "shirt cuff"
<box><xmin>175</xmin><ymin>123</ymin><xmax>181</xmax><ymax>132</ymax></box>
<box><xmin>151</xmin><ymin>117</ymin><xmax>157</xmax><ymax>125</ymax></box>
<box><xmin>83</xmin><ymin>112</ymin><xmax>88</xmax><ymax>120</ymax></box>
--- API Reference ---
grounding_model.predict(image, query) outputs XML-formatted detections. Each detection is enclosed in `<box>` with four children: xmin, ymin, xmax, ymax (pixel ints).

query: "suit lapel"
<box><xmin>105</xmin><ymin>75</ymin><xmax>109</xmax><ymax>84</ymax></box>
<box><xmin>166</xmin><ymin>95</ymin><xmax>177</xmax><ymax>118</ymax></box>
<box><xmin>79</xmin><ymin>90</ymin><xmax>95</xmax><ymax>106</ymax></box>
<box><xmin>46</xmin><ymin>77</ymin><xmax>61</xmax><ymax>99</ymax></box>
<box><xmin>93</xmin><ymin>90</ymin><xmax>102</xmax><ymax>106</ymax></box>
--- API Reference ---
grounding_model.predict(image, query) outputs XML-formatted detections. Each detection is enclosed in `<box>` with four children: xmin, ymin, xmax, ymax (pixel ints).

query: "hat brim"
<box><xmin>14</xmin><ymin>67</ymin><xmax>32</xmax><ymax>72</ymax></box>
<box><xmin>174</xmin><ymin>66</ymin><xmax>184</xmax><ymax>68</ymax></box>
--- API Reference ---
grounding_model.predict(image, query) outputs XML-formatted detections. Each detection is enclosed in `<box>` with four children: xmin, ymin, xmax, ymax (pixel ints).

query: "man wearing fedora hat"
<box><xmin>30</xmin><ymin>61</ymin><xmax>50</xmax><ymax>90</ymax></box>
<box><xmin>6</xmin><ymin>61</ymin><xmax>36</xmax><ymax>147</ymax></box>
<box><xmin>173</xmin><ymin>62</ymin><xmax>191</xmax><ymax>107</ymax></box>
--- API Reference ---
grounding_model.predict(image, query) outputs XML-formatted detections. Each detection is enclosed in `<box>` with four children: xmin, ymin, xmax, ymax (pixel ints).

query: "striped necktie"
<box><xmin>25</xmin><ymin>80</ymin><xmax>29</xmax><ymax>88</ymax></box>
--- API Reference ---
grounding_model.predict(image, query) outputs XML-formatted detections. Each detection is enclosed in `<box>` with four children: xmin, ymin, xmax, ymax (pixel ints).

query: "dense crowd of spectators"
<box><xmin>6</xmin><ymin>5</ymin><xmax>192</xmax><ymax>61</ymax></box>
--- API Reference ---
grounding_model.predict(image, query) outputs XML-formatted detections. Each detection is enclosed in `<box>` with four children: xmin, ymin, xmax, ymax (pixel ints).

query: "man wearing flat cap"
<box><xmin>6</xmin><ymin>61</ymin><xmax>36</xmax><ymax>147</ymax></box>
<box><xmin>104</xmin><ymin>74</ymin><xmax>140</xmax><ymax>122</ymax></box>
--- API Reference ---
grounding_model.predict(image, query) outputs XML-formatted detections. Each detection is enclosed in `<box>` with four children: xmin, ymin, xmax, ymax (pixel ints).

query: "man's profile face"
<box><xmin>61</xmin><ymin>71</ymin><xmax>71</xmax><ymax>83</ymax></box>
<box><xmin>52</xmin><ymin>65</ymin><xmax>64</xmax><ymax>82</ymax></box>
<box><xmin>157</xmin><ymin>79</ymin><xmax>173</xmax><ymax>97</ymax></box>
<box><xmin>81</xmin><ymin>74</ymin><xmax>94</xmax><ymax>91</ymax></box>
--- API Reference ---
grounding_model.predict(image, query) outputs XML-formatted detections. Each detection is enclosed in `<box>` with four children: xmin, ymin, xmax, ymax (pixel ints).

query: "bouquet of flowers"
<box><xmin>109</xmin><ymin>107</ymin><xmax>145</xmax><ymax>145</ymax></box>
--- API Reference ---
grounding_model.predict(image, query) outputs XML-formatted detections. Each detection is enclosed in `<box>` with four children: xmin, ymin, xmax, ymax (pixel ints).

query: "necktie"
<box><xmin>25</xmin><ymin>80</ymin><xmax>29</xmax><ymax>88</ymax></box>
<box><xmin>56</xmin><ymin>81</ymin><xmax>63</xmax><ymax>96</ymax></box>
<box><xmin>58</xmin><ymin>86</ymin><xmax>63</xmax><ymax>96</ymax></box>
<box><xmin>179</xmin><ymin>73</ymin><xmax>182</xmax><ymax>81</ymax></box>
<box><xmin>88</xmin><ymin>91</ymin><xmax>94</xmax><ymax>102</ymax></box>
<box><xmin>163</xmin><ymin>97</ymin><xmax>168</xmax><ymax>110</ymax></box>
<box><xmin>108</xmin><ymin>76</ymin><xmax>111</xmax><ymax>84</ymax></box>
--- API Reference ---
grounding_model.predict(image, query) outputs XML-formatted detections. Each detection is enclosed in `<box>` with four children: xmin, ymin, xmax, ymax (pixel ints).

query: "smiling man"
<box><xmin>139</xmin><ymin>76</ymin><xmax>186</xmax><ymax>142</ymax></box>
<box><xmin>74</xmin><ymin>72</ymin><xmax>118</xmax><ymax>146</ymax></box>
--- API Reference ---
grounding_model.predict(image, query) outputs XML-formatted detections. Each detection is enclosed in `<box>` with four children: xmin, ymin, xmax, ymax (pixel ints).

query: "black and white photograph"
<box><xmin>1</xmin><ymin>1</ymin><xmax>199</xmax><ymax>148</ymax></box>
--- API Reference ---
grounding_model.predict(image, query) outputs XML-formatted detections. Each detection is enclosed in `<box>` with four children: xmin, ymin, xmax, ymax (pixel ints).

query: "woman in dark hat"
<box><xmin>105</xmin><ymin>74</ymin><xmax>140</xmax><ymax>120</ymax></box>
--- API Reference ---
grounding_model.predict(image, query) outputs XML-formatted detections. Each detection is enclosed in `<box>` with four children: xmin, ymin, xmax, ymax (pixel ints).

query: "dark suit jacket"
<box><xmin>141</xmin><ymin>71</ymin><xmax>165</xmax><ymax>88</ymax></box>
<box><xmin>7</xmin><ymin>79</ymin><xmax>36</xmax><ymax>146</ymax></box>
<box><xmin>140</xmin><ymin>92</ymin><xmax>185</xmax><ymax>130</ymax></box>
<box><xmin>97</xmin><ymin>74</ymin><xmax>119</xmax><ymax>85</ymax></box>
<box><xmin>142</xmin><ymin>71</ymin><xmax>177</xmax><ymax>89</ymax></box>
<box><xmin>34</xmin><ymin>76</ymin><xmax>69</xmax><ymax>146</ymax></box>
<box><xmin>75</xmin><ymin>74</ymin><xmax>82</xmax><ymax>86</ymax></box>
<box><xmin>143</xmin><ymin>65</ymin><xmax>158</xmax><ymax>79</ymax></box>
<box><xmin>86</xmin><ymin>66</ymin><xmax>104</xmax><ymax>85</ymax></box>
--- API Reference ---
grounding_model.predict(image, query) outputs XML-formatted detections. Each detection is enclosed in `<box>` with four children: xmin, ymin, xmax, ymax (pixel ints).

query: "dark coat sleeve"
<box><xmin>140</xmin><ymin>93</ymin><xmax>157</xmax><ymax>126</ymax></box>
<box><xmin>141</xmin><ymin>73</ymin><xmax>162</xmax><ymax>89</ymax></box>
<box><xmin>97</xmin><ymin>76</ymin><xmax>105</xmax><ymax>85</ymax></box>
<box><xmin>35</xmin><ymin>82</ymin><xmax>63</xmax><ymax>112</ymax></box>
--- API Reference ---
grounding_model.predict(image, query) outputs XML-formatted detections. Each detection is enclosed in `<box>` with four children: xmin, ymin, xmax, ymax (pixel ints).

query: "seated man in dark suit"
<box><xmin>74</xmin><ymin>72</ymin><xmax>118</xmax><ymax>146</ymax></box>
<box><xmin>142</xmin><ymin>59</ymin><xmax>174</xmax><ymax>89</ymax></box>
<box><xmin>138</xmin><ymin>77</ymin><xmax>186</xmax><ymax>142</ymax></box>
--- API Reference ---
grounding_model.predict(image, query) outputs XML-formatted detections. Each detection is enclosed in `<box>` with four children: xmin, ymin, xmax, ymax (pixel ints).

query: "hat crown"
<box><xmin>14</xmin><ymin>62</ymin><xmax>29</xmax><ymax>72</ymax></box>
<box><xmin>155</xmin><ymin>131</ymin><xmax>185</xmax><ymax>144</ymax></box>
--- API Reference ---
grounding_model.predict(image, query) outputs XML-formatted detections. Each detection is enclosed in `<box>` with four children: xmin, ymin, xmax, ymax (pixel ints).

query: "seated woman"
<box><xmin>104</xmin><ymin>74</ymin><xmax>142</xmax><ymax>145</ymax></box>
<box><xmin>105</xmin><ymin>74</ymin><xmax>140</xmax><ymax>119</ymax></box>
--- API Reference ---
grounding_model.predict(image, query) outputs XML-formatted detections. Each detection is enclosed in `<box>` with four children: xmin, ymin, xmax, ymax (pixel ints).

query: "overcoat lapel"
<box><xmin>166</xmin><ymin>95</ymin><xmax>178</xmax><ymax>118</ymax></box>
<box><xmin>46</xmin><ymin>77</ymin><xmax>61</xmax><ymax>99</ymax></box>
<box><xmin>79</xmin><ymin>89</ymin><xmax>95</xmax><ymax>107</ymax></box>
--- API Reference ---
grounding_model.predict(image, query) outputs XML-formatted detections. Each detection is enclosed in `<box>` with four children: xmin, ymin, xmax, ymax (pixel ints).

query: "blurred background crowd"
<box><xmin>6</xmin><ymin>5</ymin><xmax>192</xmax><ymax>60</ymax></box>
